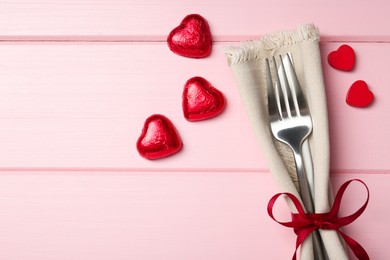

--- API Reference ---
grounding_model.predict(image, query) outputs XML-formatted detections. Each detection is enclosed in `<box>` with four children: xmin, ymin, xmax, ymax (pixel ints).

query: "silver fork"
<box><xmin>265</xmin><ymin>54</ymin><xmax>326</xmax><ymax>260</ymax></box>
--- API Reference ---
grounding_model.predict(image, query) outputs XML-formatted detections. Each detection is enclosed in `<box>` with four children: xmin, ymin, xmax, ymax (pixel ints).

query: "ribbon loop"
<box><xmin>267</xmin><ymin>179</ymin><xmax>370</xmax><ymax>260</ymax></box>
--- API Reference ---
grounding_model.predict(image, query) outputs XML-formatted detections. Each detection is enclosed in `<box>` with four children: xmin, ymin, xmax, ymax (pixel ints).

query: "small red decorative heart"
<box><xmin>167</xmin><ymin>14</ymin><xmax>212</xmax><ymax>58</ymax></box>
<box><xmin>328</xmin><ymin>44</ymin><xmax>355</xmax><ymax>71</ymax></box>
<box><xmin>182</xmin><ymin>77</ymin><xmax>226</xmax><ymax>121</ymax></box>
<box><xmin>136</xmin><ymin>114</ymin><xmax>183</xmax><ymax>160</ymax></box>
<box><xmin>346</xmin><ymin>80</ymin><xmax>374</xmax><ymax>108</ymax></box>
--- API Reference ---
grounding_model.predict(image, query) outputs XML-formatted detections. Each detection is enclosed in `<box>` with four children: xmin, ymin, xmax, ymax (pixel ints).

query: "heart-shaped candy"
<box><xmin>328</xmin><ymin>44</ymin><xmax>355</xmax><ymax>71</ymax></box>
<box><xmin>137</xmin><ymin>114</ymin><xmax>183</xmax><ymax>160</ymax></box>
<box><xmin>346</xmin><ymin>80</ymin><xmax>374</xmax><ymax>107</ymax></box>
<box><xmin>182</xmin><ymin>76</ymin><xmax>226</xmax><ymax>121</ymax></box>
<box><xmin>167</xmin><ymin>14</ymin><xmax>212</xmax><ymax>58</ymax></box>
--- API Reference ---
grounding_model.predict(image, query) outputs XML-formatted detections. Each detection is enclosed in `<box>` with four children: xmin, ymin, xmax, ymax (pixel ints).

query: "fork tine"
<box><xmin>277</xmin><ymin>55</ymin><xmax>296</xmax><ymax>117</ymax></box>
<box><xmin>265</xmin><ymin>58</ymin><xmax>279</xmax><ymax>120</ymax></box>
<box><xmin>281</xmin><ymin>54</ymin><xmax>308</xmax><ymax>116</ymax></box>
<box><xmin>271</xmin><ymin>56</ymin><xmax>287</xmax><ymax>119</ymax></box>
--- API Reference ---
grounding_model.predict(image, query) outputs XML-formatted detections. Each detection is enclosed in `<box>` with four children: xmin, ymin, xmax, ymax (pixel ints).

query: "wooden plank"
<box><xmin>0</xmin><ymin>171</ymin><xmax>387</xmax><ymax>259</ymax></box>
<box><xmin>0</xmin><ymin>0</ymin><xmax>390</xmax><ymax>41</ymax></box>
<box><xmin>0</xmin><ymin>42</ymin><xmax>388</xmax><ymax>171</ymax></box>
<box><xmin>0</xmin><ymin>42</ymin><xmax>263</xmax><ymax>170</ymax></box>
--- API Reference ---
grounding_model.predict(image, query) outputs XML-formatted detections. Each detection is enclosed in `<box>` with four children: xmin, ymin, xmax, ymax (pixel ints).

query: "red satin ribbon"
<box><xmin>267</xmin><ymin>179</ymin><xmax>370</xmax><ymax>260</ymax></box>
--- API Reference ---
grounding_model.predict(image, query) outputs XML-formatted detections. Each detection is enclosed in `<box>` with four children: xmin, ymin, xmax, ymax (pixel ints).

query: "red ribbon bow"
<box><xmin>267</xmin><ymin>179</ymin><xmax>370</xmax><ymax>260</ymax></box>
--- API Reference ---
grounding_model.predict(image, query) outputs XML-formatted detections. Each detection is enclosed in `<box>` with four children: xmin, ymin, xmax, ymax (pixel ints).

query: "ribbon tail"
<box><xmin>338</xmin><ymin>229</ymin><xmax>370</xmax><ymax>260</ymax></box>
<box><xmin>292</xmin><ymin>227</ymin><xmax>317</xmax><ymax>260</ymax></box>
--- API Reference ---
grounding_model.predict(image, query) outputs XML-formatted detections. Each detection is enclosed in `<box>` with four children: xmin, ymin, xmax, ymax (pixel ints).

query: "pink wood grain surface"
<box><xmin>0</xmin><ymin>42</ymin><xmax>389</xmax><ymax>172</ymax></box>
<box><xmin>0</xmin><ymin>1</ymin><xmax>389</xmax><ymax>260</ymax></box>
<box><xmin>1</xmin><ymin>0</ymin><xmax>390</xmax><ymax>41</ymax></box>
<box><xmin>0</xmin><ymin>173</ymin><xmax>387</xmax><ymax>260</ymax></box>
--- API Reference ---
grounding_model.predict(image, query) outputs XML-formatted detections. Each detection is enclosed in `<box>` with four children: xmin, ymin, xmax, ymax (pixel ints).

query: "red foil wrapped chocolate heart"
<box><xmin>167</xmin><ymin>14</ymin><xmax>212</xmax><ymax>58</ymax></box>
<box><xmin>137</xmin><ymin>114</ymin><xmax>183</xmax><ymax>160</ymax></box>
<box><xmin>346</xmin><ymin>80</ymin><xmax>374</xmax><ymax>108</ymax></box>
<box><xmin>182</xmin><ymin>76</ymin><xmax>226</xmax><ymax>121</ymax></box>
<box><xmin>328</xmin><ymin>44</ymin><xmax>355</xmax><ymax>71</ymax></box>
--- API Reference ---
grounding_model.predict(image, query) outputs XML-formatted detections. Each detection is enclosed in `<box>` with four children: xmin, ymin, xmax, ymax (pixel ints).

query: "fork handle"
<box><xmin>291</xmin><ymin>146</ymin><xmax>327</xmax><ymax>260</ymax></box>
<box><xmin>291</xmin><ymin>146</ymin><xmax>315</xmax><ymax>212</ymax></box>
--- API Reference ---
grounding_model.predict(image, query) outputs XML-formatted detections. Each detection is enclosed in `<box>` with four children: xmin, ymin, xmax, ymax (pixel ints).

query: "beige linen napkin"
<box><xmin>224</xmin><ymin>24</ymin><xmax>349</xmax><ymax>259</ymax></box>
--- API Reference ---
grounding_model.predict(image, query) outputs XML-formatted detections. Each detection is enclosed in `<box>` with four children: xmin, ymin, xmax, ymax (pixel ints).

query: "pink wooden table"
<box><xmin>0</xmin><ymin>1</ymin><xmax>389</xmax><ymax>259</ymax></box>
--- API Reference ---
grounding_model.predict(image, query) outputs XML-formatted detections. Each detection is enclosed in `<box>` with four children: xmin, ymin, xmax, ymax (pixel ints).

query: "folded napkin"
<box><xmin>224</xmin><ymin>24</ymin><xmax>349</xmax><ymax>259</ymax></box>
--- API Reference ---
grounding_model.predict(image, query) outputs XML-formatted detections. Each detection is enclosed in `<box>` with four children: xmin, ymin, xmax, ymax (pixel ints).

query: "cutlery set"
<box><xmin>265</xmin><ymin>54</ymin><xmax>326</xmax><ymax>259</ymax></box>
<box><xmin>225</xmin><ymin>23</ymin><xmax>370</xmax><ymax>260</ymax></box>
